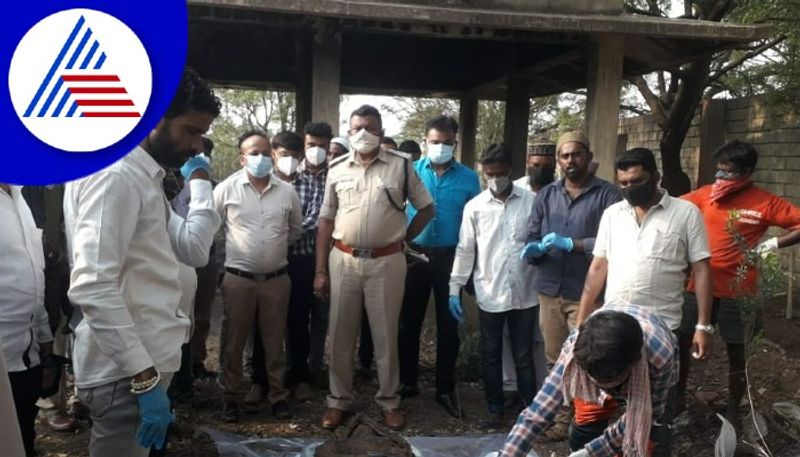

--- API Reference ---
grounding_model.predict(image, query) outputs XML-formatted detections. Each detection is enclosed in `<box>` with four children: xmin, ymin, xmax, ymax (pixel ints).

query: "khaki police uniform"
<box><xmin>320</xmin><ymin>148</ymin><xmax>432</xmax><ymax>411</ymax></box>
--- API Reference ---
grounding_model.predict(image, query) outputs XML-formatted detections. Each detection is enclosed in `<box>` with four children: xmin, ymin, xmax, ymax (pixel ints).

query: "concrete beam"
<box><xmin>586</xmin><ymin>33</ymin><xmax>624</xmax><ymax>181</ymax></box>
<box><xmin>504</xmin><ymin>77</ymin><xmax>530</xmax><ymax>179</ymax></box>
<box><xmin>458</xmin><ymin>93</ymin><xmax>478</xmax><ymax>170</ymax></box>
<box><xmin>311</xmin><ymin>18</ymin><xmax>342</xmax><ymax>131</ymax></box>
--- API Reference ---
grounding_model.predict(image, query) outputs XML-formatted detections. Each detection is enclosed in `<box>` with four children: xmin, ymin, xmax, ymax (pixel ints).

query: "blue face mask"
<box><xmin>715</xmin><ymin>170</ymin><xmax>742</xmax><ymax>181</ymax></box>
<box><xmin>245</xmin><ymin>154</ymin><xmax>272</xmax><ymax>178</ymax></box>
<box><xmin>427</xmin><ymin>142</ymin><xmax>455</xmax><ymax>165</ymax></box>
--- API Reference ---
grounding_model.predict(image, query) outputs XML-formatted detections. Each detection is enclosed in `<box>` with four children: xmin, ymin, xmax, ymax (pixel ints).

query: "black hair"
<box><xmin>165</xmin><ymin>67</ymin><xmax>221</xmax><ymax>119</ymax></box>
<box><xmin>616</xmin><ymin>147</ymin><xmax>658</xmax><ymax>176</ymax></box>
<box><xmin>480</xmin><ymin>143</ymin><xmax>512</xmax><ymax>166</ymax></box>
<box><xmin>304</xmin><ymin>121</ymin><xmax>333</xmax><ymax>139</ymax></box>
<box><xmin>237</xmin><ymin>129</ymin><xmax>268</xmax><ymax>150</ymax></box>
<box><xmin>271</xmin><ymin>131</ymin><xmax>303</xmax><ymax>153</ymax></box>
<box><xmin>713</xmin><ymin>139</ymin><xmax>758</xmax><ymax>172</ymax></box>
<box><xmin>398</xmin><ymin>140</ymin><xmax>421</xmax><ymax>154</ymax></box>
<box><xmin>425</xmin><ymin>114</ymin><xmax>459</xmax><ymax>136</ymax></box>
<box><xmin>573</xmin><ymin>311</ymin><xmax>644</xmax><ymax>381</ymax></box>
<box><xmin>202</xmin><ymin>137</ymin><xmax>214</xmax><ymax>155</ymax></box>
<box><xmin>381</xmin><ymin>136</ymin><xmax>398</xmax><ymax>148</ymax></box>
<box><xmin>350</xmin><ymin>104</ymin><xmax>383</xmax><ymax>128</ymax></box>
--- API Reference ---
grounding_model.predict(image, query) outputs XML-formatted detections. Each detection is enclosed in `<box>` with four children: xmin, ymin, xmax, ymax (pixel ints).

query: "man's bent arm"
<box><xmin>576</xmin><ymin>255</ymin><xmax>608</xmax><ymax>325</ymax></box>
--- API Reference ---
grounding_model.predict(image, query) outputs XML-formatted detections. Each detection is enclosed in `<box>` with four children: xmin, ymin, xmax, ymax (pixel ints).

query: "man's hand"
<box><xmin>314</xmin><ymin>272</ymin><xmax>330</xmax><ymax>300</ymax></box>
<box><xmin>692</xmin><ymin>330</ymin><xmax>712</xmax><ymax>360</ymax></box>
<box><xmin>756</xmin><ymin>237</ymin><xmax>779</xmax><ymax>256</ymax></box>
<box><xmin>39</xmin><ymin>341</ymin><xmax>53</xmax><ymax>355</ymax></box>
<box><xmin>520</xmin><ymin>242</ymin><xmax>546</xmax><ymax>260</ymax></box>
<box><xmin>449</xmin><ymin>295</ymin><xmax>464</xmax><ymax>324</ymax></box>
<box><xmin>180</xmin><ymin>155</ymin><xmax>211</xmax><ymax>181</ymax></box>
<box><xmin>135</xmin><ymin>385</ymin><xmax>174</xmax><ymax>450</ymax></box>
<box><xmin>542</xmin><ymin>232</ymin><xmax>574</xmax><ymax>252</ymax></box>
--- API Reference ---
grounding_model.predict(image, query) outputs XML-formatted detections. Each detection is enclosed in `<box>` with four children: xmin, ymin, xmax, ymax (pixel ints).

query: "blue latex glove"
<box><xmin>449</xmin><ymin>295</ymin><xmax>464</xmax><ymax>324</ymax></box>
<box><xmin>520</xmin><ymin>242</ymin><xmax>547</xmax><ymax>260</ymax></box>
<box><xmin>179</xmin><ymin>155</ymin><xmax>211</xmax><ymax>180</ymax></box>
<box><xmin>542</xmin><ymin>232</ymin><xmax>574</xmax><ymax>252</ymax></box>
<box><xmin>135</xmin><ymin>384</ymin><xmax>175</xmax><ymax>450</ymax></box>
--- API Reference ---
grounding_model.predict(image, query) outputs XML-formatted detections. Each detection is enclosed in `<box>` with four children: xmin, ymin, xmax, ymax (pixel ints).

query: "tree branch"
<box><xmin>709</xmin><ymin>36</ymin><xmax>786</xmax><ymax>85</ymax></box>
<box><xmin>621</xmin><ymin>104</ymin><xmax>651</xmax><ymax>115</ymax></box>
<box><xmin>624</xmin><ymin>5</ymin><xmax>666</xmax><ymax>17</ymax></box>
<box><xmin>628</xmin><ymin>75</ymin><xmax>668</xmax><ymax>128</ymax></box>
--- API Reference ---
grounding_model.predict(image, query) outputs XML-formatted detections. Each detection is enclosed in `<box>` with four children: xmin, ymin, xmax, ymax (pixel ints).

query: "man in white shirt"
<box><xmin>0</xmin><ymin>182</ymin><xmax>54</xmax><ymax>457</ymax></box>
<box><xmin>214</xmin><ymin>130</ymin><xmax>302</xmax><ymax>422</ymax></box>
<box><xmin>576</xmin><ymin>148</ymin><xmax>714</xmax><ymax>438</ymax></box>
<box><xmin>64</xmin><ymin>68</ymin><xmax>221</xmax><ymax>457</ymax></box>
<box><xmin>449</xmin><ymin>143</ymin><xmax>539</xmax><ymax>429</ymax></box>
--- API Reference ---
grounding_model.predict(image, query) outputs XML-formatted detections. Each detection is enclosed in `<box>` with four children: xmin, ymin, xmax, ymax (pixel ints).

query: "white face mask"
<box><xmin>350</xmin><ymin>128</ymin><xmax>381</xmax><ymax>154</ymax></box>
<box><xmin>276</xmin><ymin>156</ymin><xmax>299</xmax><ymax>176</ymax></box>
<box><xmin>487</xmin><ymin>175</ymin><xmax>511</xmax><ymax>194</ymax></box>
<box><xmin>245</xmin><ymin>154</ymin><xmax>272</xmax><ymax>179</ymax></box>
<box><xmin>305</xmin><ymin>146</ymin><xmax>327</xmax><ymax>166</ymax></box>
<box><xmin>426</xmin><ymin>142</ymin><xmax>455</xmax><ymax>165</ymax></box>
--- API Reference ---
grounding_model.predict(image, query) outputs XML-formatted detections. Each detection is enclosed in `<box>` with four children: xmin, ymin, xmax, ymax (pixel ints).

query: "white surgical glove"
<box><xmin>755</xmin><ymin>237</ymin><xmax>779</xmax><ymax>255</ymax></box>
<box><xmin>568</xmin><ymin>449</ymin><xmax>590</xmax><ymax>457</ymax></box>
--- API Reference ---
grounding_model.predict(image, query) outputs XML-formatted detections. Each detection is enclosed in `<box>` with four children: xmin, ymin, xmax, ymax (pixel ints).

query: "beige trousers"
<box><xmin>220</xmin><ymin>272</ymin><xmax>290</xmax><ymax>404</ymax></box>
<box><xmin>327</xmin><ymin>248</ymin><xmax>406</xmax><ymax>411</ymax></box>
<box><xmin>538</xmin><ymin>293</ymin><xmax>580</xmax><ymax>365</ymax></box>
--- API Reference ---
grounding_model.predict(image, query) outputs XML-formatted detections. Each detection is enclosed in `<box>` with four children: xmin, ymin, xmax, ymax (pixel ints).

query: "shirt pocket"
<box><xmin>335</xmin><ymin>179</ymin><xmax>358</xmax><ymax>208</ymax></box>
<box><xmin>643</xmin><ymin>230</ymin><xmax>681</xmax><ymax>260</ymax></box>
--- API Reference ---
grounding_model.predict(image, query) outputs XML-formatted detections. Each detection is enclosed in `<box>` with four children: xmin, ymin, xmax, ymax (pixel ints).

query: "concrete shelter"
<box><xmin>186</xmin><ymin>0</ymin><xmax>769</xmax><ymax>179</ymax></box>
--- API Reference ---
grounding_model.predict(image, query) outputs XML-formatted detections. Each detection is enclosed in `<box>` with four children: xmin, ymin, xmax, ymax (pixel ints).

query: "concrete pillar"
<box><xmin>458</xmin><ymin>93</ymin><xmax>478</xmax><ymax>169</ymax></box>
<box><xmin>294</xmin><ymin>33</ymin><xmax>312</xmax><ymax>134</ymax></box>
<box><xmin>698</xmin><ymin>99</ymin><xmax>726</xmax><ymax>187</ymax></box>
<box><xmin>311</xmin><ymin>19</ymin><xmax>341</xmax><ymax>131</ymax></box>
<box><xmin>585</xmin><ymin>33</ymin><xmax>625</xmax><ymax>181</ymax></box>
<box><xmin>504</xmin><ymin>76</ymin><xmax>530</xmax><ymax>179</ymax></box>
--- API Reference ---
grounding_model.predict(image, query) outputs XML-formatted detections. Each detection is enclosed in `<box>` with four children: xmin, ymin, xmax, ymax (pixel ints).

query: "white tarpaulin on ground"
<box><xmin>199</xmin><ymin>427</ymin><xmax>534</xmax><ymax>457</ymax></box>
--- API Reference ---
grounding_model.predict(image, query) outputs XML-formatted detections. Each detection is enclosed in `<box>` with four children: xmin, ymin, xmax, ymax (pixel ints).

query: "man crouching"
<box><xmin>501</xmin><ymin>304</ymin><xmax>678</xmax><ymax>457</ymax></box>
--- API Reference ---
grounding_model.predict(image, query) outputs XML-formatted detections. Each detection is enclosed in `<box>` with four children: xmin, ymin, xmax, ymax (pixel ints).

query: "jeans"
<box><xmin>478</xmin><ymin>307</ymin><xmax>537</xmax><ymax>414</ymax></box>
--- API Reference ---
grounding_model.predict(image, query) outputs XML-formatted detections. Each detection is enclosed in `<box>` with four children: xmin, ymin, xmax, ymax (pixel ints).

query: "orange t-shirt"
<box><xmin>682</xmin><ymin>184</ymin><xmax>800</xmax><ymax>298</ymax></box>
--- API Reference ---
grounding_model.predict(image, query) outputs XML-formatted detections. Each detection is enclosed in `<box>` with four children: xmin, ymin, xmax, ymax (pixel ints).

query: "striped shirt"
<box><xmin>500</xmin><ymin>303</ymin><xmax>678</xmax><ymax>457</ymax></box>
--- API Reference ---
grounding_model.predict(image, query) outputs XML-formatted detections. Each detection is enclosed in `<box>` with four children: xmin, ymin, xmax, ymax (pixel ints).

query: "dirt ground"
<box><xmin>33</xmin><ymin>295</ymin><xmax>800</xmax><ymax>457</ymax></box>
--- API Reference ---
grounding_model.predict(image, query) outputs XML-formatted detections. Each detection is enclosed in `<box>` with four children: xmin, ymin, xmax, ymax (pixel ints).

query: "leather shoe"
<box><xmin>222</xmin><ymin>401</ymin><xmax>240</xmax><ymax>423</ymax></box>
<box><xmin>272</xmin><ymin>400</ymin><xmax>292</xmax><ymax>420</ymax></box>
<box><xmin>46</xmin><ymin>411</ymin><xmax>77</xmax><ymax>432</ymax></box>
<box><xmin>321</xmin><ymin>408</ymin><xmax>351</xmax><ymax>430</ymax></box>
<box><xmin>397</xmin><ymin>384</ymin><xmax>419</xmax><ymax>399</ymax></box>
<box><xmin>383</xmin><ymin>409</ymin><xmax>406</xmax><ymax>430</ymax></box>
<box><xmin>435</xmin><ymin>391</ymin><xmax>463</xmax><ymax>419</ymax></box>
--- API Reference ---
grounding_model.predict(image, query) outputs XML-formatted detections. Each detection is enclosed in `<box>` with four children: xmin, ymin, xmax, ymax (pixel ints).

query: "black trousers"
<box><xmin>168</xmin><ymin>343</ymin><xmax>192</xmax><ymax>398</ymax></box>
<box><xmin>478</xmin><ymin>307</ymin><xmax>536</xmax><ymax>414</ymax></box>
<box><xmin>398</xmin><ymin>249</ymin><xmax>459</xmax><ymax>394</ymax></box>
<box><xmin>9</xmin><ymin>365</ymin><xmax>43</xmax><ymax>457</ymax></box>
<box><xmin>285</xmin><ymin>254</ymin><xmax>317</xmax><ymax>385</ymax></box>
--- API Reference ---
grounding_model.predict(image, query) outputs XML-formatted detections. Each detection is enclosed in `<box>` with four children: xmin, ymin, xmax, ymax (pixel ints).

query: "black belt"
<box><xmin>225</xmin><ymin>266</ymin><xmax>288</xmax><ymax>282</ymax></box>
<box><xmin>409</xmin><ymin>244</ymin><xmax>456</xmax><ymax>256</ymax></box>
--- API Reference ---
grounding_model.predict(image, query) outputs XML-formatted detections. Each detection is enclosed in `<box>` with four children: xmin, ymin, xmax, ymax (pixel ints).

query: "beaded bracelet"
<box><xmin>130</xmin><ymin>371</ymin><xmax>161</xmax><ymax>395</ymax></box>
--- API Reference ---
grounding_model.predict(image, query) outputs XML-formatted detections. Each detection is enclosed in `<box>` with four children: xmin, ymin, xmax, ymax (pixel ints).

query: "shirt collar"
<box><xmin>344</xmin><ymin>148</ymin><xmax>388</xmax><ymax>166</ymax></box>
<box><xmin>423</xmin><ymin>157</ymin><xmax>456</xmax><ymax>173</ymax></box>
<box><xmin>484</xmin><ymin>185</ymin><xmax>521</xmax><ymax>204</ymax></box>
<box><xmin>299</xmin><ymin>159</ymin><xmax>328</xmax><ymax>178</ymax></box>
<box><xmin>236</xmin><ymin>168</ymin><xmax>274</xmax><ymax>191</ymax></box>
<box><xmin>620</xmin><ymin>188</ymin><xmax>670</xmax><ymax>211</ymax></box>
<box><xmin>128</xmin><ymin>146</ymin><xmax>166</xmax><ymax>179</ymax></box>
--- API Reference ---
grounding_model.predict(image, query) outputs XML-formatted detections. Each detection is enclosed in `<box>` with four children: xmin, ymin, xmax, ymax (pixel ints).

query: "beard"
<box><xmin>149</xmin><ymin>122</ymin><xmax>192</xmax><ymax>168</ymax></box>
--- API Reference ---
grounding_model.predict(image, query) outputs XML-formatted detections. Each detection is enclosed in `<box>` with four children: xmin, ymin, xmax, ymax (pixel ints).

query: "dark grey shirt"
<box><xmin>527</xmin><ymin>176</ymin><xmax>622</xmax><ymax>300</ymax></box>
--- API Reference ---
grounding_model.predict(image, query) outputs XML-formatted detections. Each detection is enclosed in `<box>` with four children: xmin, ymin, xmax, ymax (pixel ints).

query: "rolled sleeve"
<box><xmin>67</xmin><ymin>172</ymin><xmax>154</xmax><ymax>376</ymax></box>
<box><xmin>449</xmin><ymin>204</ymin><xmax>476</xmax><ymax>296</ymax></box>
<box><xmin>592</xmin><ymin>210</ymin><xmax>611</xmax><ymax>258</ymax></box>
<box><xmin>288</xmin><ymin>189</ymin><xmax>303</xmax><ymax>244</ymax></box>
<box><xmin>686</xmin><ymin>205</ymin><xmax>711</xmax><ymax>263</ymax></box>
<box><xmin>406</xmin><ymin>160</ymin><xmax>433</xmax><ymax>211</ymax></box>
<box><xmin>168</xmin><ymin>179</ymin><xmax>222</xmax><ymax>267</ymax></box>
<box><xmin>319</xmin><ymin>174</ymin><xmax>338</xmax><ymax>221</ymax></box>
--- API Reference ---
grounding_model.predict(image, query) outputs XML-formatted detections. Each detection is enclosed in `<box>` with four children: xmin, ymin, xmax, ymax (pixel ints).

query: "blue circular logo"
<box><xmin>3</xmin><ymin>1</ymin><xmax>187</xmax><ymax>185</ymax></box>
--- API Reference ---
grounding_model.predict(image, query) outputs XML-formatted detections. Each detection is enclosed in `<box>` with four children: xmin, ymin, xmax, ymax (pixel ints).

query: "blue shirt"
<box><xmin>527</xmin><ymin>176</ymin><xmax>622</xmax><ymax>300</ymax></box>
<box><xmin>408</xmin><ymin>158</ymin><xmax>480</xmax><ymax>247</ymax></box>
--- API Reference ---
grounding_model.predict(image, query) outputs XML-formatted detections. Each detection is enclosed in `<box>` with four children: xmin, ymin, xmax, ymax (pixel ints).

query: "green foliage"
<box><xmin>207</xmin><ymin>87</ymin><xmax>296</xmax><ymax>181</ymax></box>
<box><xmin>726</xmin><ymin>210</ymin><xmax>785</xmax><ymax>355</ymax></box>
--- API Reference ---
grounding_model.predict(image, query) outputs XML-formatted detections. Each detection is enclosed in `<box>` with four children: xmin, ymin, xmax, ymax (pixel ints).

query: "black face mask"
<box><xmin>528</xmin><ymin>166</ymin><xmax>556</xmax><ymax>187</ymax></box>
<box><xmin>621</xmin><ymin>178</ymin><xmax>657</xmax><ymax>207</ymax></box>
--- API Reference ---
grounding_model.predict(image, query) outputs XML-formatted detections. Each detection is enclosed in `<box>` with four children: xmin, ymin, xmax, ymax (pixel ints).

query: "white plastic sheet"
<box><xmin>199</xmin><ymin>428</ymin><xmax>536</xmax><ymax>457</ymax></box>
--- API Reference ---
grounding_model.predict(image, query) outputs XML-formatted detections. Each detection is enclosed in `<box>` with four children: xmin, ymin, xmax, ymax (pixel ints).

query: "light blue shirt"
<box><xmin>407</xmin><ymin>157</ymin><xmax>480</xmax><ymax>247</ymax></box>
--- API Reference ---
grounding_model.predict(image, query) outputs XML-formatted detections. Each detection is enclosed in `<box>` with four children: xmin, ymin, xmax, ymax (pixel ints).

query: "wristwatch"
<box><xmin>695</xmin><ymin>323</ymin><xmax>715</xmax><ymax>334</ymax></box>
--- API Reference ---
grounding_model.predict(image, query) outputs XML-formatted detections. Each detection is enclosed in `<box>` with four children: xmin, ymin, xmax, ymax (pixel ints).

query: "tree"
<box><xmin>207</xmin><ymin>88</ymin><xmax>296</xmax><ymax>181</ymax></box>
<box><xmin>624</xmin><ymin>0</ymin><xmax>792</xmax><ymax>196</ymax></box>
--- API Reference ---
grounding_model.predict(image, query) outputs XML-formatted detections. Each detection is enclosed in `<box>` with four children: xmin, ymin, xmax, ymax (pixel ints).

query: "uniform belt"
<box><xmin>333</xmin><ymin>240</ymin><xmax>403</xmax><ymax>259</ymax></box>
<box><xmin>409</xmin><ymin>244</ymin><xmax>456</xmax><ymax>256</ymax></box>
<box><xmin>225</xmin><ymin>266</ymin><xmax>288</xmax><ymax>282</ymax></box>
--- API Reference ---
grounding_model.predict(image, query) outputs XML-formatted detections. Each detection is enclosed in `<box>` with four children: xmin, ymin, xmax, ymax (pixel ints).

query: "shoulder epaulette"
<box><xmin>386</xmin><ymin>149</ymin><xmax>411</xmax><ymax>161</ymax></box>
<box><xmin>329</xmin><ymin>154</ymin><xmax>350</xmax><ymax>168</ymax></box>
